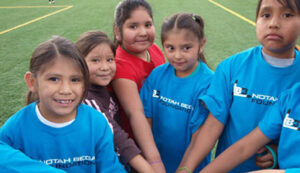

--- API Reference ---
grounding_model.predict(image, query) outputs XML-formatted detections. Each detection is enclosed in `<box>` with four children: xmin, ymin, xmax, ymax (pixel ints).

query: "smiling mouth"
<box><xmin>55</xmin><ymin>99</ymin><xmax>73</xmax><ymax>104</ymax></box>
<box><xmin>136</xmin><ymin>40</ymin><xmax>149</xmax><ymax>43</ymax></box>
<box><xmin>96</xmin><ymin>74</ymin><xmax>111</xmax><ymax>78</ymax></box>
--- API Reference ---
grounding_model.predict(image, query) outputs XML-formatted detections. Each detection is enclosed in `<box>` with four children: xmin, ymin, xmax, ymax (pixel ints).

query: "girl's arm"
<box><xmin>200</xmin><ymin>127</ymin><xmax>271</xmax><ymax>173</ymax></box>
<box><xmin>147</xmin><ymin>117</ymin><xmax>153</xmax><ymax>129</ymax></box>
<box><xmin>112</xmin><ymin>78</ymin><xmax>166</xmax><ymax>173</ymax></box>
<box><xmin>107</xmin><ymin>113</ymin><xmax>155</xmax><ymax>172</ymax></box>
<box><xmin>178</xmin><ymin>113</ymin><xmax>224</xmax><ymax>172</ymax></box>
<box><xmin>129</xmin><ymin>155</ymin><xmax>155</xmax><ymax>173</ymax></box>
<box><xmin>0</xmin><ymin>141</ymin><xmax>66</xmax><ymax>173</ymax></box>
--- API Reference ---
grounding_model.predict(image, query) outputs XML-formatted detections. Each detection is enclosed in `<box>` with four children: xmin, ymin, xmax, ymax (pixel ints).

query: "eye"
<box><xmin>130</xmin><ymin>25</ymin><xmax>137</xmax><ymax>29</ymax></box>
<box><xmin>49</xmin><ymin>77</ymin><xmax>59</xmax><ymax>82</ymax></box>
<box><xmin>283</xmin><ymin>13</ymin><xmax>294</xmax><ymax>18</ymax></box>
<box><xmin>71</xmin><ymin>77</ymin><xmax>81</xmax><ymax>83</ymax></box>
<box><xmin>261</xmin><ymin>13</ymin><xmax>270</xmax><ymax>18</ymax></box>
<box><xmin>107</xmin><ymin>57</ymin><xmax>115</xmax><ymax>63</ymax></box>
<box><xmin>165</xmin><ymin>45</ymin><xmax>174</xmax><ymax>51</ymax></box>
<box><xmin>91</xmin><ymin>58</ymin><xmax>100</xmax><ymax>63</ymax></box>
<box><xmin>145</xmin><ymin>22</ymin><xmax>152</xmax><ymax>28</ymax></box>
<box><xmin>183</xmin><ymin>46</ymin><xmax>191</xmax><ymax>51</ymax></box>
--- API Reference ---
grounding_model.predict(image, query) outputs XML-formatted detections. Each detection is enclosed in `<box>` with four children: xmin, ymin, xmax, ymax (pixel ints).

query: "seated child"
<box><xmin>76</xmin><ymin>30</ymin><xmax>155</xmax><ymax>173</ymax></box>
<box><xmin>0</xmin><ymin>36</ymin><xmax>125</xmax><ymax>173</ymax></box>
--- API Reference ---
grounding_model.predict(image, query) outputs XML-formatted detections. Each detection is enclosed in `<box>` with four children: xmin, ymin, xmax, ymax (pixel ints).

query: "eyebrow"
<box><xmin>260</xmin><ymin>4</ymin><xmax>294</xmax><ymax>12</ymax></box>
<box><xmin>126</xmin><ymin>22</ymin><xmax>138</xmax><ymax>25</ymax></box>
<box><xmin>44</xmin><ymin>73</ymin><xmax>83</xmax><ymax>78</ymax></box>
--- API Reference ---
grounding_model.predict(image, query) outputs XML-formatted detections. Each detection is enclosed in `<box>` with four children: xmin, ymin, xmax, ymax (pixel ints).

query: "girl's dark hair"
<box><xmin>76</xmin><ymin>30</ymin><xmax>116</xmax><ymax>57</ymax></box>
<box><xmin>256</xmin><ymin>0</ymin><xmax>300</xmax><ymax>20</ymax></box>
<box><xmin>26</xmin><ymin>36</ymin><xmax>89</xmax><ymax>105</ymax></box>
<box><xmin>113</xmin><ymin>0</ymin><xmax>153</xmax><ymax>45</ymax></box>
<box><xmin>161</xmin><ymin>12</ymin><xmax>207</xmax><ymax>64</ymax></box>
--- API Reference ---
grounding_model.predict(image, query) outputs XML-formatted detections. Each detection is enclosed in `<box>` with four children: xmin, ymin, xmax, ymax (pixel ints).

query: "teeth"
<box><xmin>57</xmin><ymin>100</ymin><xmax>72</xmax><ymax>104</ymax></box>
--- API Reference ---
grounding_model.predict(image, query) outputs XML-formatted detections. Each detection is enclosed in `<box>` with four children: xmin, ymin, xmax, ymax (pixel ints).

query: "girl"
<box><xmin>139</xmin><ymin>13</ymin><xmax>213</xmax><ymax>173</ymax></box>
<box><xmin>178</xmin><ymin>0</ymin><xmax>300</xmax><ymax>172</ymax></box>
<box><xmin>112</xmin><ymin>0</ymin><xmax>166</xmax><ymax>172</ymax></box>
<box><xmin>200</xmin><ymin>82</ymin><xmax>300</xmax><ymax>173</ymax></box>
<box><xmin>75</xmin><ymin>30</ymin><xmax>155</xmax><ymax>173</ymax></box>
<box><xmin>0</xmin><ymin>36</ymin><xmax>125</xmax><ymax>173</ymax></box>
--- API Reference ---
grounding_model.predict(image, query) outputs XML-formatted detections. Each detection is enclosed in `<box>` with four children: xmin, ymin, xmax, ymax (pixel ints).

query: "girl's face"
<box><xmin>31</xmin><ymin>57</ymin><xmax>84</xmax><ymax>123</ymax></box>
<box><xmin>85</xmin><ymin>43</ymin><xmax>116</xmax><ymax>86</ymax></box>
<box><xmin>116</xmin><ymin>7</ymin><xmax>155</xmax><ymax>57</ymax></box>
<box><xmin>256</xmin><ymin>0</ymin><xmax>300</xmax><ymax>58</ymax></box>
<box><xmin>163</xmin><ymin>29</ymin><xmax>205</xmax><ymax>78</ymax></box>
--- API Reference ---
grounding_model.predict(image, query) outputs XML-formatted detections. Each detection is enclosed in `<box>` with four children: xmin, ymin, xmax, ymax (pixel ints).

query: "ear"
<box><xmin>199</xmin><ymin>37</ymin><xmax>207</xmax><ymax>54</ymax></box>
<box><xmin>24</xmin><ymin>72</ymin><xmax>36</xmax><ymax>92</ymax></box>
<box><xmin>114</xmin><ymin>25</ymin><xmax>121</xmax><ymax>42</ymax></box>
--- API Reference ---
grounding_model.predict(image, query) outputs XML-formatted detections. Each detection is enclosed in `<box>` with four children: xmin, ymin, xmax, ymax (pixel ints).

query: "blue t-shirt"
<box><xmin>0</xmin><ymin>102</ymin><xmax>125</xmax><ymax>173</ymax></box>
<box><xmin>140</xmin><ymin>62</ymin><xmax>213</xmax><ymax>173</ymax></box>
<box><xmin>201</xmin><ymin>46</ymin><xmax>300</xmax><ymax>172</ymax></box>
<box><xmin>259</xmin><ymin>82</ymin><xmax>300</xmax><ymax>169</ymax></box>
<box><xmin>0</xmin><ymin>140</ymin><xmax>66</xmax><ymax>173</ymax></box>
<box><xmin>286</xmin><ymin>168</ymin><xmax>300</xmax><ymax>173</ymax></box>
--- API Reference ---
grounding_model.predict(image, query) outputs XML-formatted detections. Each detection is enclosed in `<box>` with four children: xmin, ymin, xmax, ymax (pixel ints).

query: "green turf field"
<box><xmin>0</xmin><ymin>0</ymin><xmax>299</xmax><ymax>126</ymax></box>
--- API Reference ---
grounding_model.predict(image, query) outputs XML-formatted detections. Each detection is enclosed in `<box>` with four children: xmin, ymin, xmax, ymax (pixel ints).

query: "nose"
<box><xmin>139</xmin><ymin>26</ymin><xmax>147</xmax><ymax>36</ymax></box>
<box><xmin>174</xmin><ymin>50</ymin><xmax>181</xmax><ymax>60</ymax></box>
<box><xmin>59</xmin><ymin>81</ymin><xmax>72</xmax><ymax>95</ymax></box>
<box><xmin>269</xmin><ymin>16</ymin><xmax>280</xmax><ymax>29</ymax></box>
<box><xmin>99</xmin><ymin>61</ymin><xmax>109</xmax><ymax>71</ymax></box>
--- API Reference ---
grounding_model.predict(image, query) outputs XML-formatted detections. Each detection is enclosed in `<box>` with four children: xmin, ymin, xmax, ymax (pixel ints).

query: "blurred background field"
<box><xmin>0</xmin><ymin>0</ymin><xmax>299</xmax><ymax>125</ymax></box>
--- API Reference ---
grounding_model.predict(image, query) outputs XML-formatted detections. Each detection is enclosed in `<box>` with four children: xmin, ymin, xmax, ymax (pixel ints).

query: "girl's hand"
<box><xmin>255</xmin><ymin>144</ymin><xmax>278</xmax><ymax>169</ymax></box>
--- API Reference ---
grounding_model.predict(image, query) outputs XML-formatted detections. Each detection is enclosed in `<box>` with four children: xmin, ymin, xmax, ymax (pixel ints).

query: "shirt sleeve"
<box><xmin>0</xmin><ymin>141</ymin><xmax>66</xmax><ymax>173</ymax></box>
<box><xmin>107</xmin><ymin>113</ymin><xmax>141</xmax><ymax>164</ymax></box>
<box><xmin>286</xmin><ymin>168</ymin><xmax>300</xmax><ymax>173</ymax></box>
<box><xmin>189</xmin><ymin>99</ymin><xmax>209</xmax><ymax>134</ymax></box>
<box><xmin>95</xmin><ymin>116</ymin><xmax>126</xmax><ymax>173</ymax></box>
<box><xmin>83</xmin><ymin>98</ymin><xmax>141</xmax><ymax>164</ymax></box>
<box><xmin>114</xmin><ymin>58</ymin><xmax>138</xmax><ymax>83</ymax></box>
<box><xmin>200</xmin><ymin>60</ymin><xmax>233</xmax><ymax>125</ymax></box>
<box><xmin>0</xmin><ymin>115</ymin><xmax>17</xmax><ymax>146</ymax></box>
<box><xmin>139</xmin><ymin>74</ymin><xmax>154</xmax><ymax>118</ymax></box>
<box><xmin>258</xmin><ymin>94</ymin><xmax>286</xmax><ymax>140</ymax></box>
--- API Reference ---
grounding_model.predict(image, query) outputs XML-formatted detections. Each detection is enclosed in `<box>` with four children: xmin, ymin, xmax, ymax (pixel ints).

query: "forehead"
<box><xmin>39</xmin><ymin>56</ymin><xmax>82</xmax><ymax>75</ymax></box>
<box><xmin>259</xmin><ymin>0</ymin><xmax>295</xmax><ymax>11</ymax></box>
<box><xmin>164</xmin><ymin>29</ymin><xmax>199</xmax><ymax>43</ymax></box>
<box><xmin>125</xmin><ymin>7</ymin><xmax>152</xmax><ymax>23</ymax></box>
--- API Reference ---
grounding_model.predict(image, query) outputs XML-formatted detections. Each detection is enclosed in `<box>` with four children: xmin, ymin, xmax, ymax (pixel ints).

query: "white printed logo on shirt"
<box><xmin>283</xmin><ymin>109</ymin><xmax>300</xmax><ymax>131</ymax></box>
<box><xmin>233</xmin><ymin>80</ymin><xmax>278</xmax><ymax>106</ymax></box>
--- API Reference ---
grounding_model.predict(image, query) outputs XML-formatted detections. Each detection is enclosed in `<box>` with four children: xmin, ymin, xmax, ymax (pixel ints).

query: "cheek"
<box><xmin>293</xmin><ymin>23</ymin><xmax>300</xmax><ymax>38</ymax></box>
<box><xmin>163</xmin><ymin>52</ymin><xmax>172</xmax><ymax>61</ymax></box>
<box><xmin>111</xmin><ymin>64</ymin><xmax>117</xmax><ymax>76</ymax></box>
<box><xmin>122</xmin><ymin>31</ymin><xmax>134</xmax><ymax>42</ymax></box>
<box><xmin>88</xmin><ymin>64</ymin><xmax>98</xmax><ymax>74</ymax></box>
<box><xmin>78</xmin><ymin>84</ymin><xmax>85</xmax><ymax>96</ymax></box>
<box><xmin>148</xmin><ymin>29</ymin><xmax>156</xmax><ymax>41</ymax></box>
<box><xmin>256</xmin><ymin>26</ymin><xmax>264</xmax><ymax>41</ymax></box>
